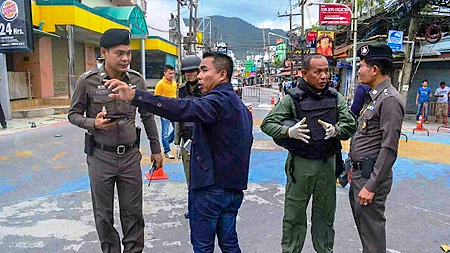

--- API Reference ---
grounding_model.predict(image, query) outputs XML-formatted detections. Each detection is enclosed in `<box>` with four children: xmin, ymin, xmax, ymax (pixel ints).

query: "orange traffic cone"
<box><xmin>271</xmin><ymin>97</ymin><xmax>275</xmax><ymax>105</ymax></box>
<box><xmin>145</xmin><ymin>167</ymin><xmax>169</xmax><ymax>181</ymax></box>
<box><xmin>416</xmin><ymin>115</ymin><xmax>424</xmax><ymax>130</ymax></box>
<box><xmin>413</xmin><ymin>114</ymin><xmax>430</xmax><ymax>136</ymax></box>
<box><xmin>248</xmin><ymin>104</ymin><xmax>253</xmax><ymax>115</ymax></box>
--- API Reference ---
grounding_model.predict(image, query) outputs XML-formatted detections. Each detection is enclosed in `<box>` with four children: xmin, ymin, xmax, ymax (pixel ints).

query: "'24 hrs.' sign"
<box><xmin>0</xmin><ymin>0</ymin><xmax>33</xmax><ymax>52</ymax></box>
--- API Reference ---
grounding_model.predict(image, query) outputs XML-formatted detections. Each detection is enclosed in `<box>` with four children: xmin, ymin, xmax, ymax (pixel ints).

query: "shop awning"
<box><xmin>33</xmin><ymin>28</ymin><xmax>60</xmax><ymax>38</ymax></box>
<box><xmin>94</xmin><ymin>6</ymin><xmax>148</xmax><ymax>37</ymax></box>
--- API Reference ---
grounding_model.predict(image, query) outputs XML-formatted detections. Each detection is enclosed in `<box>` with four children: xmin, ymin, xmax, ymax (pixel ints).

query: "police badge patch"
<box><xmin>360</xmin><ymin>45</ymin><xmax>369</xmax><ymax>56</ymax></box>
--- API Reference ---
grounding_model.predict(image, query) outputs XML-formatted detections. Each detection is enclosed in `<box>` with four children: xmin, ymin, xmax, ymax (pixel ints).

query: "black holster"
<box><xmin>136</xmin><ymin>126</ymin><xmax>141</xmax><ymax>149</ymax></box>
<box><xmin>84</xmin><ymin>131</ymin><xmax>94</xmax><ymax>156</ymax></box>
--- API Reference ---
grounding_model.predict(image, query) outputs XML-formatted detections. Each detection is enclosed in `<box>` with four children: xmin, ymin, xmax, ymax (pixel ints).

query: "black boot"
<box><xmin>1</xmin><ymin>122</ymin><xmax>6</xmax><ymax>129</ymax></box>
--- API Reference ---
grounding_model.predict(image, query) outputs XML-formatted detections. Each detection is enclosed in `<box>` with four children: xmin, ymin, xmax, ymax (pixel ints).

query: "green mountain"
<box><xmin>203</xmin><ymin>15</ymin><xmax>287</xmax><ymax>59</ymax></box>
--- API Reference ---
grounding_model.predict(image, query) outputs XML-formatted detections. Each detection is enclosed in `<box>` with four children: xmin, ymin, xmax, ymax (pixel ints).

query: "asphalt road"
<box><xmin>0</xmin><ymin>86</ymin><xmax>450</xmax><ymax>252</ymax></box>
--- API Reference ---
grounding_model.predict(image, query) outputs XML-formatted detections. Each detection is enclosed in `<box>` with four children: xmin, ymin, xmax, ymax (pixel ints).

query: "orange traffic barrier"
<box><xmin>145</xmin><ymin>167</ymin><xmax>169</xmax><ymax>181</ymax></box>
<box><xmin>271</xmin><ymin>97</ymin><xmax>275</xmax><ymax>105</ymax></box>
<box><xmin>248</xmin><ymin>104</ymin><xmax>253</xmax><ymax>115</ymax></box>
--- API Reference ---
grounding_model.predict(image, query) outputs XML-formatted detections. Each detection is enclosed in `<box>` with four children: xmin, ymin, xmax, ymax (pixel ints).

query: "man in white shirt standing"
<box><xmin>434</xmin><ymin>81</ymin><xmax>450</xmax><ymax>124</ymax></box>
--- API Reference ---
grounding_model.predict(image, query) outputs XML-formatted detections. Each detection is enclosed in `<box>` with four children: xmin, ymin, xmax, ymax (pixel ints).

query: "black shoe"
<box><xmin>184</xmin><ymin>211</ymin><xmax>189</xmax><ymax>219</ymax></box>
<box><xmin>1</xmin><ymin>122</ymin><xmax>6</xmax><ymax>129</ymax></box>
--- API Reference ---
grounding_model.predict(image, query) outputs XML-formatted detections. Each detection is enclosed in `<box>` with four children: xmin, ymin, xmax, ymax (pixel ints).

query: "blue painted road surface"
<box><xmin>0</xmin><ymin>112</ymin><xmax>449</xmax><ymax>252</ymax></box>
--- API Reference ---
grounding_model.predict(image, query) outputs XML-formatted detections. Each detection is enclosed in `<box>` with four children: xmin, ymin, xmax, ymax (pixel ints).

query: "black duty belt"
<box><xmin>351</xmin><ymin>161</ymin><xmax>364</xmax><ymax>171</ymax></box>
<box><xmin>94</xmin><ymin>140</ymin><xmax>139</xmax><ymax>155</ymax></box>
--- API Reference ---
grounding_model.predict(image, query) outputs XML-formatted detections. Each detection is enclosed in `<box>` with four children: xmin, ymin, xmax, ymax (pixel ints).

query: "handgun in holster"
<box><xmin>136</xmin><ymin>126</ymin><xmax>141</xmax><ymax>149</ymax></box>
<box><xmin>84</xmin><ymin>131</ymin><xmax>94</xmax><ymax>156</ymax></box>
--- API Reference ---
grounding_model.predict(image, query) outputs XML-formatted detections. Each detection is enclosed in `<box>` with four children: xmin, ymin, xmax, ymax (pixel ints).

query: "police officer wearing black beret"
<box><xmin>68</xmin><ymin>28</ymin><xmax>163</xmax><ymax>252</ymax></box>
<box><xmin>348</xmin><ymin>44</ymin><xmax>405</xmax><ymax>253</ymax></box>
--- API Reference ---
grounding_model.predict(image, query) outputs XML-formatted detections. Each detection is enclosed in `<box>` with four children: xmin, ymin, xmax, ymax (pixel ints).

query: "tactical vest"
<box><xmin>274</xmin><ymin>87</ymin><xmax>341</xmax><ymax>159</ymax></box>
<box><xmin>179</xmin><ymin>84</ymin><xmax>201</xmax><ymax>139</ymax></box>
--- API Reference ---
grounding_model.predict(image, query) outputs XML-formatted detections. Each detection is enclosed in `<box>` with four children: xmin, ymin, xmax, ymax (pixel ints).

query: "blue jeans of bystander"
<box><xmin>416</xmin><ymin>102</ymin><xmax>429</xmax><ymax>121</ymax></box>
<box><xmin>160</xmin><ymin>117</ymin><xmax>174</xmax><ymax>153</ymax></box>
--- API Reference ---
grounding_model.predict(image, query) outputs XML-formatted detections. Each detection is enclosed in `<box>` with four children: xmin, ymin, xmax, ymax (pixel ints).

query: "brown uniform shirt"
<box><xmin>349</xmin><ymin>78</ymin><xmax>405</xmax><ymax>192</ymax></box>
<box><xmin>68</xmin><ymin>66</ymin><xmax>161</xmax><ymax>154</ymax></box>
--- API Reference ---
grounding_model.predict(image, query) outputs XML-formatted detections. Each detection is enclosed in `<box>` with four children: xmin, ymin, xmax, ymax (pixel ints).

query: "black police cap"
<box><xmin>100</xmin><ymin>28</ymin><xmax>131</xmax><ymax>48</ymax></box>
<box><xmin>357</xmin><ymin>44</ymin><xmax>393</xmax><ymax>60</ymax></box>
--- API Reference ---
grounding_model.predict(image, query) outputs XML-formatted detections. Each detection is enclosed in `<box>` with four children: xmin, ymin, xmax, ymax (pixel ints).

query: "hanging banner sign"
<box><xmin>0</xmin><ymin>0</ymin><xmax>33</xmax><ymax>52</ymax></box>
<box><xmin>319</xmin><ymin>4</ymin><xmax>352</xmax><ymax>26</ymax></box>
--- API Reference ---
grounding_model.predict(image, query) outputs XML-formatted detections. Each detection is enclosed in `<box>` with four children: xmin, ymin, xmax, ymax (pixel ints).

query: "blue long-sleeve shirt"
<box><xmin>131</xmin><ymin>83</ymin><xmax>253</xmax><ymax>190</ymax></box>
<box><xmin>351</xmin><ymin>84</ymin><xmax>370</xmax><ymax>116</ymax></box>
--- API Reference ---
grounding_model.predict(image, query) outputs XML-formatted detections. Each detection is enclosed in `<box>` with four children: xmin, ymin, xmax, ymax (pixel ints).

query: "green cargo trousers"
<box><xmin>282</xmin><ymin>153</ymin><xmax>336</xmax><ymax>253</ymax></box>
<box><xmin>180</xmin><ymin>138</ymin><xmax>190</xmax><ymax>182</ymax></box>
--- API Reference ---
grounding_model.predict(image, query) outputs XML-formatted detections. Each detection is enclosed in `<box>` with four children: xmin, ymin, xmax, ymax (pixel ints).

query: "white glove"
<box><xmin>175</xmin><ymin>145</ymin><xmax>181</xmax><ymax>160</ymax></box>
<box><xmin>318</xmin><ymin>119</ymin><xmax>337</xmax><ymax>140</ymax></box>
<box><xmin>288</xmin><ymin>117</ymin><xmax>311</xmax><ymax>144</ymax></box>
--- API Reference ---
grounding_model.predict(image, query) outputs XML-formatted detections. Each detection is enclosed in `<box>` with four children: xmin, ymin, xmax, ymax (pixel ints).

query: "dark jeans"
<box><xmin>0</xmin><ymin>101</ymin><xmax>6</xmax><ymax>127</ymax></box>
<box><xmin>416</xmin><ymin>102</ymin><xmax>429</xmax><ymax>121</ymax></box>
<box><xmin>189</xmin><ymin>185</ymin><xmax>244</xmax><ymax>253</ymax></box>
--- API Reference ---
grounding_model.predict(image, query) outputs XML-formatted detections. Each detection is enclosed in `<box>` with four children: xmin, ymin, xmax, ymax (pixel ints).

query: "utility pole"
<box><xmin>300</xmin><ymin>1</ymin><xmax>305</xmax><ymax>72</ymax></box>
<box><xmin>177</xmin><ymin>0</ymin><xmax>183</xmax><ymax>85</ymax></box>
<box><xmin>67</xmin><ymin>25</ymin><xmax>75</xmax><ymax>98</ymax></box>
<box><xmin>262</xmin><ymin>28</ymin><xmax>266</xmax><ymax>86</ymax></box>
<box><xmin>289</xmin><ymin>0</ymin><xmax>293</xmax><ymax>81</ymax></box>
<box><xmin>193</xmin><ymin>0</ymin><xmax>198</xmax><ymax>53</ymax></box>
<box><xmin>278</xmin><ymin>0</ymin><xmax>301</xmax><ymax>82</ymax></box>
<box><xmin>188</xmin><ymin>0</ymin><xmax>193</xmax><ymax>54</ymax></box>
<box><xmin>399</xmin><ymin>5</ymin><xmax>420</xmax><ymax>105</ymax></box>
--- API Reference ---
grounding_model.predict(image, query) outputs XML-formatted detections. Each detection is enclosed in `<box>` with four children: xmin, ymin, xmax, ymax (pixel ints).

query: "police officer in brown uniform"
<box><xmin>348</xmin><ymin>44</ymin><xmax>405</xmax><ymax>253</ymax></box>
<box><xmin>68</xmin><ymin>28</ymin><xmax>163</xmax><ymax>253</ymax></box>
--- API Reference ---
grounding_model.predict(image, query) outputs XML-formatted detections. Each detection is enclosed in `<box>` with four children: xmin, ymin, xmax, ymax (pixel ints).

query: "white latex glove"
<box><xmin>175</xmin><ymin>145</ymin><xmax>181</xmax><ymax>160</ymax></box>
<box><xmin>288</xmin><ymin>117</ymin><xmax>311</xmax><ymax>144</ymax></box>
<box><xmin>318</xmin><ymin>119</ymin><xmax>337</xmax><ymax>140</ymax></box>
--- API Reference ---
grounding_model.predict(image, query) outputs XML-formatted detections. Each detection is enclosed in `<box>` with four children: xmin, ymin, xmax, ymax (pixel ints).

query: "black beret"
<box><xmin>357</xmin><ymin>44</ymin><xmax>393</xmax><ymax>60</ymax></box>
<box><xmin>100</xmin><ymin>28</ymin><xmax>131</xmax><ymax>48</ymax></box>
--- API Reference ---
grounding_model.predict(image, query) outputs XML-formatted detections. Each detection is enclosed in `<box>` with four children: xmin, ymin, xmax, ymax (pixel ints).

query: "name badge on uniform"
<box><xmin>96</xmin><ymin>85</ymin><xmax>111</xmax><ymax>95</ymax></box>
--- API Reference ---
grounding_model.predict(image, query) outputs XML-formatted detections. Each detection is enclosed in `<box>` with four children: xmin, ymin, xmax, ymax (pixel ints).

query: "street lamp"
<box><xmin>309</xmin><ymin>1</ymin><xmax>358</xmax><ymax>101</ymax></box>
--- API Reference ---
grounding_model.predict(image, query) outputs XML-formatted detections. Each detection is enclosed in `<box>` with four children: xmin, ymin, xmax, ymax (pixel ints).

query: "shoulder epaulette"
<box><xmin>80</xmin><ymin>69</ymin><xmax>98</xmax><ymax>79</ymax></box>
<box><xmin>127</xmin><ymin>69</ymin><xmax>143</xmax><ymax>78</ymax></box>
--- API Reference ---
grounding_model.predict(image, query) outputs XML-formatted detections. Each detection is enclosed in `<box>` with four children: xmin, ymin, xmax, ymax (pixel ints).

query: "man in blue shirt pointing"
<box><xmin>106</xmin><ymin>52</ymin><xmax>253</xmax><ymax>253</ymax></box>
<box><xmin>416</xmin><ymin>79</ymin><xmax>431</xmax><ymax>123</ymax></box>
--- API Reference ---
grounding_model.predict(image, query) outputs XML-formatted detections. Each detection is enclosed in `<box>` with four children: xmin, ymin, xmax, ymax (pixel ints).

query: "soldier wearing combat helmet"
<box><xmin>174</xmin><ymin>54</ymin><xmax>202</xmax><ymax>219</ymax></box>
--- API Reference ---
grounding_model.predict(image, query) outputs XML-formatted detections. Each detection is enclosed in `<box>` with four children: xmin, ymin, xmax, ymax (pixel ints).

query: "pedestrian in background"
<box><xmin>351</xmin><ymin>84</ymin><xmax>371</xmax><ymax>116</ymax></box>
<box><xmin>96</xmin><ymin>53</ymin><xmax>104</xmax><ymax>70</ymax></box>
<box><xmin>174</xmin><ymin>54</ymin><xmax>202</xmax><ymax>219</ymax></box>
<box><xmin>434</xmin><ymin>81</ymin><xmax>450</xmax><ymax>124</ymax></box>
<box><xmin>107</xmin><ymin>52</ymin><xmax>253</xmax><ymax>253</ymax></box>
<box><xmin>68</xmin><ymin>28</ymin><xmax>163</xmax><ymax>253</ymax></box>
<box><xmin>415</xmin><ymin>79</ymin><xmax>431</xmax><ymax>123</ymax></box>
<box><xmin>0</xmin><ymin>76</ymin><xmax>7</xmax><ymax>129</ymax></box>
<box><xmin>261</xmin><ymin>53</ymin><xmax>356</xmax><ymax>253</ymax></box>
<box><xmin>348</xmin><ymin>44</ymin><xmax>405</xmax><ymax>253</ymax></box>
<box><xmin>154</xmin><ymin>65</ymin><xmax>177</xmax><ymax>159</ymax></box>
